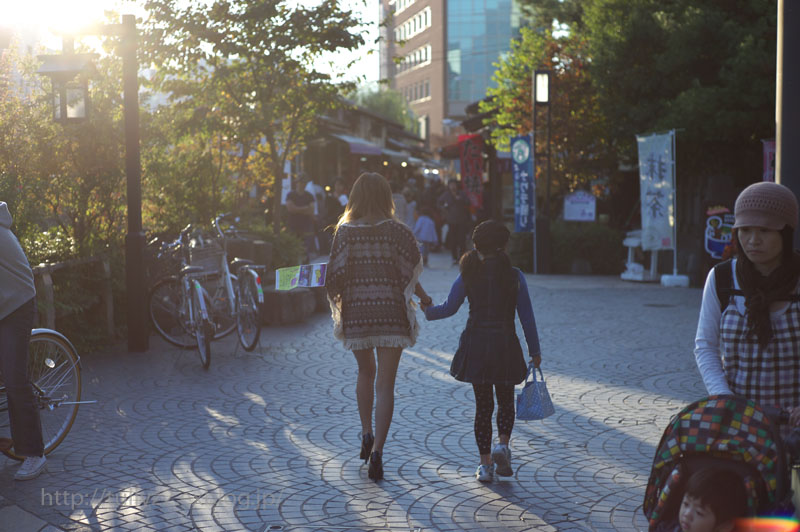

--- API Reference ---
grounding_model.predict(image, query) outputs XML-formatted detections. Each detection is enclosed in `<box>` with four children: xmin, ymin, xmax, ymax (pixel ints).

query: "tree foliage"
<box><xmin>348</xmin><ymin>86</ymin><xmax>418</xmax><ymax>134</ymax></box>
<box><xmin>518</xmin><ymin>0</ymin><xmax>776</xmax><ymax>175</ymax></box>
<box><xmin>481</xmin><ymin>29</ymin><xmax>615</xmax><ymax>203</ymax></box>
<box><xmin>140</xmin><ymin>0</ymin><xmax>365</xmax><ymax>232</ymax></box>
<box><xmin>0</xmin><ymin>44</ymin><xmax>127</xmax><ymax>262</ymax></box>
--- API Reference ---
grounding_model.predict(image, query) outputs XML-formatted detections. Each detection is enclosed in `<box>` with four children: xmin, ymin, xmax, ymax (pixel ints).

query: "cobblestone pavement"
<box><xmin>0</xmin><ymin>252</ymin><xmax>706</xmax><ymax>532</ymax></box>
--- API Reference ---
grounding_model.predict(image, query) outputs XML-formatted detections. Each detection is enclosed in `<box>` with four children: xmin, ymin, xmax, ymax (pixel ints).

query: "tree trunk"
<box><xmin>271</xmin><ymin>160</ymin><xmax>283</xmax><ymax>234</ymax></box>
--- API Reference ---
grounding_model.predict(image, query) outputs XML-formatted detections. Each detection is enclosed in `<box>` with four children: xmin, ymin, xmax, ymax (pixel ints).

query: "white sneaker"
<box><xmin>475</xmin><ymin>463</ymin><xmax>494</xmax><ymax>482</ymax></box>
<box><xmin>14</xmin><ymin>455</ymin><xmax>47</xmax><ymax>481</ymax></box>
<box><xmin>491</xmin><ymin>444</ymin><xmax>513</xmax><ymax>477</ymax></box>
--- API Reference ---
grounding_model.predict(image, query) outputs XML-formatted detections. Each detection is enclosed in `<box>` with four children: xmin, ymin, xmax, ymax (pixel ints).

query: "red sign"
<box><xmin>458</xmin><ymin>134</ymin><xmax>484</xmax><ymax>211</ymax></box>
<box><xmin>762</xmin><ymin>139</ymin><xmax>775</xmax><ymax>182</ymax></box>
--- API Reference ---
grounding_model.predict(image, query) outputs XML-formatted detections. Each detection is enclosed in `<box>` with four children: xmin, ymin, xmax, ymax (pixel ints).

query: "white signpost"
<box><xmin>563</xmin><ymin>190</ymin><xmax>596</xmax><ymax>222</ymax></box>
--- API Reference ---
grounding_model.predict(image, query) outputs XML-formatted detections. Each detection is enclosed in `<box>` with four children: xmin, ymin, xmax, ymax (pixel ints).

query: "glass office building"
<box><xmin>446</xmin><ymin>0</ymin><xmax>522</xmax><ymax>117</ymax></box>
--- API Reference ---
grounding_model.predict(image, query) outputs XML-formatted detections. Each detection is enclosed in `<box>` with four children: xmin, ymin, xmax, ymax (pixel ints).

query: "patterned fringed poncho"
<box><xmin>326</xmin><ymin>219</ymin><xmax>423</xmax><ymax>350</ymax></box>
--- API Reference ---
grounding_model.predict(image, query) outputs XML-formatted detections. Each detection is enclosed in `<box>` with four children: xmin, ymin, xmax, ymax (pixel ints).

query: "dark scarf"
<box><xmin>736</xmin><ymin>251</ymin><xmax>800</xmax><ymax>347</ymax></box>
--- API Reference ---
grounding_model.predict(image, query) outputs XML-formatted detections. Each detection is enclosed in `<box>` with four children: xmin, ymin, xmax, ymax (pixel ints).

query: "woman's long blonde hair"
<box><xmin>336</xmin><ymin>172</ymin><xmax>396</xmax><ymax>229</ymax></box>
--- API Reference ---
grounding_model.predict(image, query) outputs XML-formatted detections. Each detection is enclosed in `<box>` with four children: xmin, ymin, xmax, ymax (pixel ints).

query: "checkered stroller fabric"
<box><xmin>643</xmin><ymin>395</ymin><xmax>787</xmax><ymax>530</ymax></box>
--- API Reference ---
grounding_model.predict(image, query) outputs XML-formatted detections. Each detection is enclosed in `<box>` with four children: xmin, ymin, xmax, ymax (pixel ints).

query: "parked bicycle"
<box><xmin>209</xmin><ymin>213</ymin><xmax>265</xmax><ymax>352</ymax></box>
<box><xmin>147</xmin><ymin>225</ymin><xmax>216</xmax><ymax>368</ymax></box>
<box><xmin>1</xmin><ymin>329</ymin><xmax>92</xmax><ymax>460</ymax></box>
<box><xmin>148</xmin><ymin>215</ymin><xmax>265</xmax><ymax>358</ymax></box>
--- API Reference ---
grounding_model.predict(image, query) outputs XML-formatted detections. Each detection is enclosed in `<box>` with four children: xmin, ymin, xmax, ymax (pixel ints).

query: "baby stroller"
<box><xmin>643</xmin><ymin>395</ymin><xmax>793</xmax><ymax>531</ymax></box>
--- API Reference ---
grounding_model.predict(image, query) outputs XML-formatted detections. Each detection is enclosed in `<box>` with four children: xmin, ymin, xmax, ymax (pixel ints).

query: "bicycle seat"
<box><xmin>230</xmin><ymin>258</ymin><xmax>255</xmax><ymax>270</ymax></box>
<box><xmin>180</xmin><ymin>265</ymin><xmax>206</xmax><ymax>276</ymax></box>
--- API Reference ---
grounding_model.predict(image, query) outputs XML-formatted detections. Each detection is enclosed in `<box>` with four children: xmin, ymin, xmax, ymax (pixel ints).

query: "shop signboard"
<box><xmin>563</xmin><ymin>190</ymin><xmax>596</xmax><ymax>222</ymax></box>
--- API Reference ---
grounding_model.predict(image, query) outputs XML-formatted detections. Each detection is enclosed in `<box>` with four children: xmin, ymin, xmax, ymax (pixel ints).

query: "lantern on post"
<box><xmin>36</xmin><ymin>39</ymin><xmax>96</xmax><ymax>124</ymax></box>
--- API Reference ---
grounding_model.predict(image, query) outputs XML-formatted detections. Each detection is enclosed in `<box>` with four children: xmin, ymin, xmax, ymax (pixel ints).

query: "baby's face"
<box><xmin>678</xmin><ymin>494</ymin><xmax>718</xmax><ymax>532</ymax></box>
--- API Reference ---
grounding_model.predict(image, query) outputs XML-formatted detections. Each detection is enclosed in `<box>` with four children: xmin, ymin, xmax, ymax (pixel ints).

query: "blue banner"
<box><xmin>511</xmin><ymin>135</ymin><xmax>535</xmax><ymax>232</ymax></box>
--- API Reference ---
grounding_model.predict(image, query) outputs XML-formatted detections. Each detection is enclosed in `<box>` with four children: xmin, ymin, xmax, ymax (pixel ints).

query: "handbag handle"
<box><xmin>524</xmin><ymin>364</ymin><xmax>545</xmax><ymax>385</ymax></box>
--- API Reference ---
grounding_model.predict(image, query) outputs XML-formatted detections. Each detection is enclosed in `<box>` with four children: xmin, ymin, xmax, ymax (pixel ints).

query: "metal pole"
<box><xmin>121</xmin><ymin>14</ymin><xmax>147</xmax><ymax>352</ymax></box>
<box><xmin>776</xmin><ymin>0</ymin><xmax>800</xmax><ymax>249</ymax></box>
<box><xmin>671</xmin><ymin>129</ymin><xmax>678</xmax><ymax>276</ymax></box>
<box><xmin>545</xmin><ymin>76</ymin><xmax>552</xmax><ymax>219</ymax></box>
<box><xmin>531</xmin><ymin>73</ymin><xmax>537</xmax><ymax>274</ymax></box>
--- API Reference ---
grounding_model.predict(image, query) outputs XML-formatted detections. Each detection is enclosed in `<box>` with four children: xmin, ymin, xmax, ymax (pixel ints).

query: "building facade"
<box><xmin>380</xmin><ymin>0</ymin><xmax>522</xmax><ymax>152</ymax></box>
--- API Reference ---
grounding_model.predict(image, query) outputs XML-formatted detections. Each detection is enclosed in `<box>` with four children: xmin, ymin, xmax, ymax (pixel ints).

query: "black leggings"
<box><xmin>472</xmin><ymin>384</ymin><xmax>515</xmax><ymax>455</ymax></box>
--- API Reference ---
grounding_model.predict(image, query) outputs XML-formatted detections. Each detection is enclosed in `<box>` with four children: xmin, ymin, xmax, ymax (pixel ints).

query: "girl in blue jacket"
<box><xmin>422</xmin><ymin>220</ymin><xmax>542</xmax><ymax>482</ymax></box>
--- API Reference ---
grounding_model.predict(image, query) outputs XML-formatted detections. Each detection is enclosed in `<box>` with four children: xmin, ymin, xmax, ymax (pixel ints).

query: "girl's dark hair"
<box><xmin>733</xmin><ymin>225</ymin><xmax>800</xmax><ymax>346</ymax></box>
<box><xmin>460</xmin><ymin>221</ymin><xmax>516</xmax><ymax>297</ymax></box>
<box><xmin>685</xmin><ymin>468</ymin><xmax>747</xmax><ymax>524</ymax></box>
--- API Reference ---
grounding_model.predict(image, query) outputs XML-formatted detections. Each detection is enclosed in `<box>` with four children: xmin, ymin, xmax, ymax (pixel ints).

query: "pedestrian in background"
<box><xmin>695</xmin><ymin>181</ymin><xmax>800</xmax><ymax>427</ymax></box>
<box><xmin>0</xmin><ymin>201</ymin><xmax>46</xmax><ymax>480</ymax></box>
<box><xmin>326</xmin><ymin>172</ymin><xmax>432</xmax><ymax>481</ymax></box>
<box><xmin>422</xmin><ymin>220</ymin><xmax>541</xmax><ymax>482</ymax></box>
<box><xmin>413</xmin><ymin>205</ymin><xmax>438</xmax><ymax>267</ymax></box>
<box><xmin>403</xmin><ymin>186</ymin><xmax>417</xmax><ymax>228</ymax></box>
<box><xmin>285</xmin><ymin>176</ymin><xmax>316</xmax><ymax>262</ymax></box>
<box><xmin>438</xmin><ymin>179</ymin><xmax>471</xmax><ymax>265</ymax></box>
<box><xmin>391</xmin><ymin>180</ymin><xmax>408</xmax><ymax>229</ymax></box>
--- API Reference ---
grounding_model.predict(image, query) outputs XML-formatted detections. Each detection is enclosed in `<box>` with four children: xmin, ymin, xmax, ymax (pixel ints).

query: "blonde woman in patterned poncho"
<box><xmin>326</xmin><ymin>173</ymin><xmax>432</xmax><ymax>481</ymax></box>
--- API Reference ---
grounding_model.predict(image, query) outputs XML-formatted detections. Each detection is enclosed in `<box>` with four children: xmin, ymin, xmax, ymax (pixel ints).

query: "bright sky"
<box><xmin>1</xmin><ymin>0</ymin><xmax>380</xmax><ymax>85</ymax></box>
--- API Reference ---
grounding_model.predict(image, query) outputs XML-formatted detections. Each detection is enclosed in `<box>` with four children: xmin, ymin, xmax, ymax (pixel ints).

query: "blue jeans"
<box><xmin>0</xmin><ymin>298</ymin><xmax>43</xmax><ymax>457</ymax></box>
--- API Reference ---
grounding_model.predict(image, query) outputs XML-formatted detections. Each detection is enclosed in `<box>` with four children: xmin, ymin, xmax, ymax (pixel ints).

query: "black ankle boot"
<box><xmin>368</xmin><ymin>451</ymin><xmax>383</xmax><ymax>481</ymax></box>
<box><xmin>360</xmin><ymin>433</ymin><xmax>374</xmax><ymax>463</ymax></box>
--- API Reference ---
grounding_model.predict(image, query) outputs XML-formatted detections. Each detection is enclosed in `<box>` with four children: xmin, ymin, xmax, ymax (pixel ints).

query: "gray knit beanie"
<box><xmin>733</xmin><ymin>182</ymin><xmax>798</xmax><ymax>230</ymax></box>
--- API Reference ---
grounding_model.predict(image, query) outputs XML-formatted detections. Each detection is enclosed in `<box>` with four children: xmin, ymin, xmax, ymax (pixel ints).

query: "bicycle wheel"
<box><xmin>236</xmin><ymin>271</ymin><xmax>261</xmax><ymax>351</ymax></box>
<box><xmin>191</xmin><ymin>282</ymin><xmax>212</xmax><ymax>370</ymax></box>
<box><xmin>205</xmin><ymin>273</ymin><xmax>237</xmax><ymax>339</ymax></box>
<box><xmin>149</xmin><ymin>276</ymin><xmax>196</xmax><ymax>348</ymax></box>
<box><xmin>1</xmin><ymin>330</ymin><xmax>81</xmax><ymax>460</ymax></box>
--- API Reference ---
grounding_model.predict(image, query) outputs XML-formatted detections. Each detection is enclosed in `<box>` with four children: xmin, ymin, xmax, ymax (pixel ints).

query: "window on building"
<box><xmin>425</xmin><ymin>80</ymin><xmax>430</xmax><ymax>97</ymax></box>
<box><xmin>418</xmin><ymin>115</ymin><xmax>427</xmax><ymax>140</ymax></box>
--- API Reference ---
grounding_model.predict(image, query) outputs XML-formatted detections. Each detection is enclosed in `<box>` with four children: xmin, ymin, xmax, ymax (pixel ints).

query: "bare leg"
<box><xmin>372</xmin><ymin>347</ymin><xmax>403</xmax><ymax>453</ymax></box>
<box><xmin>352</xmin><ymin>348</ymin><xmax>376</xmax><ymax>437</ymax></box>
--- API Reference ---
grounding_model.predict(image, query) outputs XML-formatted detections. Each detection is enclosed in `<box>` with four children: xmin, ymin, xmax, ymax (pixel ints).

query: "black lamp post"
<box><xmin>533</xmin><ymin>69</ymin><xmax>552</xmax><ymax>216</ymax></box>
<box><xmin>37</xmin><ymin>15</ymin><xmax>148</xmax><ymax>352</ymax></box>
<box><xmin>531</xmin><ymin>69</ymin><xmax>552</xmax><ymax>274</ymax></box>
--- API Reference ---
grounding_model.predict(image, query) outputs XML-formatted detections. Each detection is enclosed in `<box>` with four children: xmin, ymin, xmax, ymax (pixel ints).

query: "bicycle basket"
<box><xmin>189</xmin><ymin>242</ymin><xmax>225</xmax><ymax>274</ymax></box>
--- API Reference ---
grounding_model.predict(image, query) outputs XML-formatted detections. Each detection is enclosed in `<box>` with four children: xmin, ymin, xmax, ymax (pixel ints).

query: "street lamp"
<box><xmin>533</xmin><ymin>69</ymin><xmax>552</xmax><ymax>216</ymax></box>
<box><xmin>36</xmin><ymin>38</ymin><xmax>96</xmax><ymax>124</ymax></box>
<box><xmin>531</xmin><ymin>69</ymin><xmax>552</xmax><ymax>274</ymax></box>
<box><xmin>37</xmin><ymin>15</ymin><xmax>148</xmax><ymax>352</ymax></box>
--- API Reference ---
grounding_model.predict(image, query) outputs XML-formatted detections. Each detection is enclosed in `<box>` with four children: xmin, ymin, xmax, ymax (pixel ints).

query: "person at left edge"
<box><xmin>0</xmin><ymin>201</ymin><xmax>47</xmax><ymax>480</ymax></box>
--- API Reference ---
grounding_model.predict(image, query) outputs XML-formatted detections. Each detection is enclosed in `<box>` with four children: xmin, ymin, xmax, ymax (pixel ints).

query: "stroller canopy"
<box><xmin>643</xmin><ymin>395</ymin><xmax>787</xmax><ymax>529</ymax></box>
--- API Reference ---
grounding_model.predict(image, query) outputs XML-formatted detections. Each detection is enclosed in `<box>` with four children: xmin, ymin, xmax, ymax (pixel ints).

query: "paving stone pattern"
<box><xmin>0</xmin><ymin>254</ymin><xmax>706</xmax><ymax>531</ymax></box>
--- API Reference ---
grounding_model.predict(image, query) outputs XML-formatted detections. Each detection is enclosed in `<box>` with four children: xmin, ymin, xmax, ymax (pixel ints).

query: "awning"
<box><xmin>386</xmin><ymin>137</ymin><xmax>416</xmax><ymax>151</ymax></box>
<box><xmin>381</xmin><ymin>148</ymin><xmax>408</xmax><ymax>164</ymax></box>
<box><xmin>329</xmin><ymin>133</ymin><xmax>383</xmax><ymax>156</ymax></box>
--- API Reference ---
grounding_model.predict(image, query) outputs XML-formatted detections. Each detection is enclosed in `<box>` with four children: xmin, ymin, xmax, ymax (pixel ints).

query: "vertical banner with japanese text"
<box><xmin>511</xmin><ymin>135</ymin><xmax>535</xmax><ymax>232</ymax></box>
<box><xmin>458</xmin><ymin>134</ymin><xmax>484</xmax><ymax>212</ymax></box>
<box><xmin>636</xmin><ymin>131</ymin><xmax>675</xmax><ymax>250</ymax></box>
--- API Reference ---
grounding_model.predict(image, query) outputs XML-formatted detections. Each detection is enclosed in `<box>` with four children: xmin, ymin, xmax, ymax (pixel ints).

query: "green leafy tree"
<box><xmin>480</xmin><ymin>28</ymin><xmax>615</xmax><ymax>208</ymax></box>
<box><xmin>0</xmin><ymin>43</ymin><xmax>127</xmax><ymax>260</ymax></box>
<box><xmin>520</xmin><ymin>0</ymin><xmax>776</xmax><ymax>181</ymax></box>
<box><xmin>581</xmin><ymin>0</ymin><xmax>776</xmax><ymax>174</ymax></box>
<box><xmin>349</xmin><ymin>85</ymin><xmax>417</xmax><ymax>133</ymax></box>
<box><xmin>141</xmin><ymin>0</ymin><xmax>364</xmax><ymax>232</ymax></box>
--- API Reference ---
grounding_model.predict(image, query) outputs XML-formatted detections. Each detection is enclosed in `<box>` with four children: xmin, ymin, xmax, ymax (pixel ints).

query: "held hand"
<box><xmin>419</xmin><ymin>296</ymin><xmax>433</xmax><ymax>312</ymax></box>
<box><xmin>530</xmin><ymin>354</ymin><xmax>542</xmax><ymax>369</ymax></box>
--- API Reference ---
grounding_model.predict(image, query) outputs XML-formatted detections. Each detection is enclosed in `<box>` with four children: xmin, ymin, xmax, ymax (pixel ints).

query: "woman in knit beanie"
<box><xmin>694</xmin><ymin>181</ymin><xmax>800</xmax><ymax>427</ymax></box>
